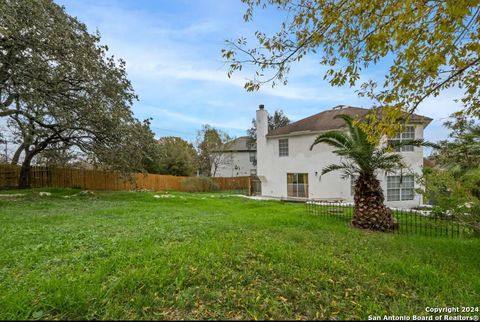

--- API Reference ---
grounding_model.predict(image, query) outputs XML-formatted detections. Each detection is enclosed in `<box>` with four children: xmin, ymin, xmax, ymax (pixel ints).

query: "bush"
<box><xmin>461</xmin><ymin>168</ymin><xmax>480</xmax><ymax>199</ymax></box>
<box><xmin>181</xmin><ymin>177</ymin><xmax>220</xmax><ymax>192</ymax></box>
<box><xmin>420</xmin><ymin>168</ymin><xmax>480</xmax><ymax>236</ymax></box>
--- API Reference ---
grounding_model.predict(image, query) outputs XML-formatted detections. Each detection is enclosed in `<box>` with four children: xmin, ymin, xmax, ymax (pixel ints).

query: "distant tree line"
<box><xmin>154</xmin><ymin>125</ymin><xmax>234</xmax><ymax>177</ymax></box>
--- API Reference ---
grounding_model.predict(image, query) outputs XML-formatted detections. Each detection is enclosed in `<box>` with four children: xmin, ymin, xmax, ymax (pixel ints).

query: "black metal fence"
<box><xmin>305</xmin><ymin>201</ymin><xmax>474</xmax><ymax>238</ymax></box>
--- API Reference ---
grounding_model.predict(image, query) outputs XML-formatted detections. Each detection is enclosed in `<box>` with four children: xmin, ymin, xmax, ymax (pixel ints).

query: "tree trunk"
<box><xmin>352</xmin><ymin>174</ymin><xmax>396</xmax><ymax>232</ymax></box>
<box><xmin>11</xmin><ymin>143</ymin><xmax>25</xmax><ymax>165</ymax></box>
<box><xmin>18</xmin><ymin>152</ymin><xmax>34</xmax><ymax>189</ymax></box>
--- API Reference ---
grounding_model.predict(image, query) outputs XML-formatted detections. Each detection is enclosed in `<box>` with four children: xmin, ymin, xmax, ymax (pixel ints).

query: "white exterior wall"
<box><xmin>214</xmin><ymin>151</ymin><xmax>256</xmax><ymax>177</ymax></box>
<box><xmin>259</xmin><ymin>132</ymin><xmax>352</xmax><ymax>200</ymax></box>
<box><xmin>256</xmin><ymin>107</ymin><xmax>269</xmax><ymax>183</ymax></box>
<box><xmin>378</xmin><ymin>124</ymin><xmax>425</xmax><ymax>208</ymax></box>
<box><xmin>256</xmin><ymin>107</ymin><xmax>426</xmax><ymax>208</ymax></box>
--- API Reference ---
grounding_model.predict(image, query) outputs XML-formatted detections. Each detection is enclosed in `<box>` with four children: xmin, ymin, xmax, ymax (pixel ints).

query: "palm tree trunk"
<box><xmin>352</xmin><ymin>174</ymin><xmax>396</xmax><ymax>232</ymax></box>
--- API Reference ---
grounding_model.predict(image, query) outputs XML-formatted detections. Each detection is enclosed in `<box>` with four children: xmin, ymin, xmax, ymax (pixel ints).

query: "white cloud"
<box><xmin>139</xmin><ymin>104</ymin><xmax>251</xmax><ymax>131</ymax></box>
<box><xmin>59</xmin><ymin>1</ymin><xmax>357</xmax><ymax>104</ymax></box>
<box><xmin>415</xmin><ymin>87</ymin><xmax>464</xmax><ymax>142</ymax></box>
<box><xmin>417</xmin><ymin>87</ymin><xmax>463</xmax><ymax>120</ymax></box>
<box><xmin>126</xmin><ymin>55</ymin><xmax>360</xmax><ymax>103</ymax></box>
<box><xmin>150</xmin><ymin>21</ymin><xmax>219</xmax><ymax>38</ymax></box>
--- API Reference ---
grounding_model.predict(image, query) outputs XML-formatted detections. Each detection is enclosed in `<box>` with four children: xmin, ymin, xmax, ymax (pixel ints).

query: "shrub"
<box><xmin>420</xmin><ymin>168</ymin><xmax>480</xmax><ymax>236</ymax></box>
<box><xmin>181</xmin><ymin>177</ymin><xmax>220</xmax><ymax>192</ymax></box>
<box><xmin>461</xmin><ymin>168</ymin><xmax>480</xmax><ymax>199</ymax></box>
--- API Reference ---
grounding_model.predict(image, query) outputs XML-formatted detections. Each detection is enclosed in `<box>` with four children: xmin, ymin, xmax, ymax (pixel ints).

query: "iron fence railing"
<box><xmin>305</xmin><ymin>201</ymin><xmax>474</xmax><ymax>238</ymax></box>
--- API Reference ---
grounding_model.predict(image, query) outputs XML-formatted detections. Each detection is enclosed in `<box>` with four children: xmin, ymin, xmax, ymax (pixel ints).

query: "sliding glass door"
<box><xmin>287</xmin><ymin>173</ymin><xmax>309</xmax><ymax>198</ymax></box>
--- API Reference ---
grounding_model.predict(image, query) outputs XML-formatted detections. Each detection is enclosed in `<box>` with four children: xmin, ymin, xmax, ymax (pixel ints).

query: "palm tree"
<box><xmin>310</xmin><ymin>114</ymin><xmax>432</xmax><ymax>232</ymax></box>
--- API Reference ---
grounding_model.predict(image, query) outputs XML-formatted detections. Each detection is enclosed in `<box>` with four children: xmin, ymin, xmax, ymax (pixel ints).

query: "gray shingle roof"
<box><xmin>266</xmin><ymin>105</ymin><xmax>432</xmax><ymax>137</ymax></box>
<box><xmin>221</xmin><ymin>136</ymin><xmax>256</xmax><ymax>152</ymax></box>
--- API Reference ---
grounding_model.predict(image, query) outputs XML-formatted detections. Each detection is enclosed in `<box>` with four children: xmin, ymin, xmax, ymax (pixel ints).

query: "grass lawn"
<box><xmin>0</xmin><ymin>189</ymin><xmax>479</xmax><ymax>320</ymax></box>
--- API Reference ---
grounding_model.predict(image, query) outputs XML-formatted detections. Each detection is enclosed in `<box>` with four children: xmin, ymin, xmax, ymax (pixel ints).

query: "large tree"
<box><xmin>157</xmin><ymin>136</ymin><xmax>197</xmax><ymax>176</ymax></box>
<box><xmin>247</xmin><ymin>108</ymin><xmax>290</xmax><ymax>145</ymax></box>
<box><xmin>88</xmin><ymin>119</ymin><xmax>163</xmax><ymax>175</ymax></box>
<box><xmin>311</xmin><ymin>114</ymin><xmax>431</xmax><ymax>231</ymax></box>
<box><xmin>223</xmin><ymin>1</ymin><xmax>480</xmax><ymax>139</ymax></box>
<box><xmin>0</xmin><ymin>0</ymin><xmax>156</xmax><ymax>187</ymax></box>
<box><xmin>196</xmin><ymin>124</ymin><xmax>233</xmax><ymax>177</ymax></box>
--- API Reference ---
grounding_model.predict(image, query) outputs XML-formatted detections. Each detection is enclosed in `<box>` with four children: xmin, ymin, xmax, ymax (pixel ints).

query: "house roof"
<box><xmin>220</xmin><ymin>136</ymin><xmax>256</xmax><ymax>152</ymax></box>
<box><xmin>266</xmin><ymin>105</ymin><xmax>433</xmax><ymax>138</ymax></box>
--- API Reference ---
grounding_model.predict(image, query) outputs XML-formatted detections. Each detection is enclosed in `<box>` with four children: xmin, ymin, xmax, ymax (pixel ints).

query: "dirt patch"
<box><xmin>0</xmin><ymin>194</ymin><xmax>26</xmax><ymax>199</ymax></box>
<box><xmin>0</xmin><ymin>194</ymin><xmax>26</xmax><ymax>198</ymax></box>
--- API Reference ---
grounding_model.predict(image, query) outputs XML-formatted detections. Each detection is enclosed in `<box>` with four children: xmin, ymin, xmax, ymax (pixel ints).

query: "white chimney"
<box><xmin>256</xmin><ymin>104</ymin><xmax>268</xmax><ymax>180</ymax></box>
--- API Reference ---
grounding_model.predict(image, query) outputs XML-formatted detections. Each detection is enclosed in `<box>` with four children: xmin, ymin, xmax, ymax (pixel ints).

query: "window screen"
<box><xmin>279</xmin><ymin>139</ymin><xmax>289</xmax><ymax>157</ymax></box>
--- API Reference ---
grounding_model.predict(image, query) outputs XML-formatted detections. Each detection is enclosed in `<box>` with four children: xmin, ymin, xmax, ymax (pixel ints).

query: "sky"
<box><xmin>55</xmin><ymin>0</ymin><xmax>460</xmax><ymax>144</ymax></box>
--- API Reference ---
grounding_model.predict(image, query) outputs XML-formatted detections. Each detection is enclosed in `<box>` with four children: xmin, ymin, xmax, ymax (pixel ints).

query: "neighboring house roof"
<box><xmin>220</xmin><ymin>136</ymin><xmax>256</xmax><ymax>152</ymax></box>
<box><xmin>266</xmin><ymin>105</ymin><xmax>433</xmax><ymax>138</ymax></box>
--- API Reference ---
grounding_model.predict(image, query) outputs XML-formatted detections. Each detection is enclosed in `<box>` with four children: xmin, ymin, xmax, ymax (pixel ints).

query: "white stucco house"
<box><xmin>212</xmin><ymin>136</ymin><xmax>257</xmax><ymax>177</ymax></box>
<box><xmin>255</xmin><ymin>104</ymin><xmax>432</xmax><ymax>208</ymax></box>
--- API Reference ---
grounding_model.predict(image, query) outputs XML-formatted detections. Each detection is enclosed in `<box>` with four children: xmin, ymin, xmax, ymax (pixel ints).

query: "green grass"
<box><xmin>0</xmin><ymin>189</ymin><xmax>479</xmax><ymax>320</ymax></box>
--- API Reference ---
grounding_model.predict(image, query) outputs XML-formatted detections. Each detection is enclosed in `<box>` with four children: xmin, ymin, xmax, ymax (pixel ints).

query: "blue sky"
<box><xmin>56</xmin><ymin>0</ymin><xmax>460</xmax><ymax>143</ymax></box>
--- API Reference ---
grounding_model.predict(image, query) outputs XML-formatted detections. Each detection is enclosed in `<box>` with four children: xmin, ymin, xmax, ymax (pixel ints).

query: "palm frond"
<box><xmin>334</xmin><ymin>115</ymin><xmax>377</xmax><ymax>170</ymax></box>
<box><xmin>321</xmin><ymin>161</ymin><xmax>359</xmax><ymax>178</ymax></box>
<box><xmin>312</xmin><ymin>113</ymin><xmax>432</xmax><ymax>177</ymax></box>
<box><xmin>333</xmin><ymin>114</ymin><xmax>358</xmax><ymax>141</ymax></box>
<box><xmin>310</xmin><ymin>130</ymin><xmax>352</xmax><ymax>151</ymax></box>
<box><xmin>373</xmin><ymin>153</ymin><xmax>405</xmax><ymax>173</ymax></box>
<box><xmin>321</xmin><ymin>163</ymin><xmax>345</xmax><ymax>175</ymax></box>
<box><xmin>387</xmin><ymin>139</ymin><xmax>440</xmax><ymax>150</ymax></box>
<box><xmin>334</xmin><ymin>114</ymin><xmax>370</xmax><ymax>148</ymax></box>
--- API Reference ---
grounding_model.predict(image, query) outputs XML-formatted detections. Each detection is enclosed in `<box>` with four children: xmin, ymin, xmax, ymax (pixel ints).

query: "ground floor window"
<box><xmin>287</xmin><ymin>173</ymin><xmax>308</xmax><ymax>198</ymax></box>
<box><xmin>387</xmin><ymin>175</ymin><xmax>414</xmax><ymax>201</ymax></box>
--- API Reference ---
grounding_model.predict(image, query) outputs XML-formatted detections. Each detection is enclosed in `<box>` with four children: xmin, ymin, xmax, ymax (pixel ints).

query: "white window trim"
<box><xmin>279</xmin><ymin>139</ymin><xmax>289</xmax><ymax>157</ymax></box>
<box><xmin>388</xmin><ymin>126</ymin><xmax>415</xmax><ymax>152</ymax></box>
<box><xmin>287</xmin><ymin>173</ymin><xmax>308</xmax><ymax>198</ymax></box>
<box><xmin>387</xmin><ymin>175</ymin><xmax>415</xmax><ymax>201</ymax></box>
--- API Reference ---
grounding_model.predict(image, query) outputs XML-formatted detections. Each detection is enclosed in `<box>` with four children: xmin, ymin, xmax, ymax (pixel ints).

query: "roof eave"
<box><xmin>266</xmin><ymin>128</ymin><xmax>347</xmax><ymax>139</ymax></box>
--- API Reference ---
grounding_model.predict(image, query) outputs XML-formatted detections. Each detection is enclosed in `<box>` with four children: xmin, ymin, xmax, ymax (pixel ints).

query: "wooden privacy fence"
<box><xmin>0</xmin><ymin>164</ymin><xmax>251</xmax><ymax>193</ymax></box>
<box><xmin>212</xmin><ymin>176</ymin><xmax>251</xmax><ymax>192</ymax></box>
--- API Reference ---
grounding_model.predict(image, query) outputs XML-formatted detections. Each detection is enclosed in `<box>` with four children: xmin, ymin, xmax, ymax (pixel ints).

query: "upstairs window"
<box><xmin>388</xmin><ymin>126</ymin><xmax>415</xmax><ymax>152</ymax></box>
<box><xmin>387</xmin><ymin>175</ymin><xmax>414</xmax><ymax>201</ymax></box>
<box><xmin>279</xmin><ymin>139</ymin><xmax>289</xmax><ymax>157</ymax></box>
<box><xmin>249</xmin><ymin>152</ymin><xmax>256</xmax><ymax>163</ymax></box>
